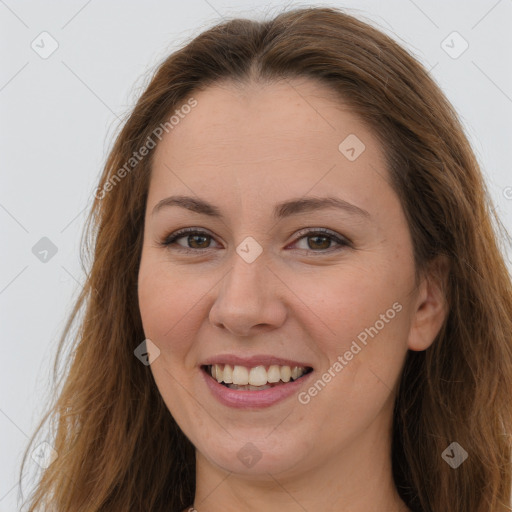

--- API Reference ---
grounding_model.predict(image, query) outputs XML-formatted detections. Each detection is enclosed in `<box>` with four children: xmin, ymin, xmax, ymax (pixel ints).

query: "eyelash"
<box><xmin>159</xmin><ymin>227</ymin><xmax>351</xmax><ymax>255</ymax></box>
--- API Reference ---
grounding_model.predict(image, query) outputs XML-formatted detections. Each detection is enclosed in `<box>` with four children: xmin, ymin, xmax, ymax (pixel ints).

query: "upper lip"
<box><xmin>200</xmin><ymin>354</ymin><xmax>313</xmax><ymax>369</ymax></box>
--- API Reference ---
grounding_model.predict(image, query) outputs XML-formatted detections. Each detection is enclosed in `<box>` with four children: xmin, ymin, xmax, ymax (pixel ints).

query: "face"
<box><xmin>137</xmin><ymin>78</ymin><xmax>439</xmax><ymax>480</ymax></box>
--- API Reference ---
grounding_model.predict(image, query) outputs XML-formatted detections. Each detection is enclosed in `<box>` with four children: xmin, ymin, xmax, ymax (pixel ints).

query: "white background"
<box><xmin>1</xmin><ymin>1</ymin><xmax>511</xmax><ymax>510</ymax></box>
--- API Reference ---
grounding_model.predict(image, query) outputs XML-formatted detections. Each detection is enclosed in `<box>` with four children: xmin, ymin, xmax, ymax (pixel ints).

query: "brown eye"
<box><xmin>161</xmin><ymin>228</ymin><xmax>219</xmax><ymax>252</ymax></box>
<box><xmin>292</xmin><ymin>229</ymin><xmax>350</xmax><ymax>253</ymax></box>
<box><xmin>161</xmin><ymin>227</ymin><xmax>350</xmax><ymax>255</ymax></box>
<box><xmin>185</xmin><ymin>233</ymin><xmax>211</xmax><ymax>249</ymax></box>
<box><xmin>305</xmin><ymin>234</ymin><xmax>332</xmax><ymax>250</ymax></box>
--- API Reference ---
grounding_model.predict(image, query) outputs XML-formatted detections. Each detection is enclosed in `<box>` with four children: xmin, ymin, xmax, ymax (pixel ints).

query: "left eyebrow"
<box><xmin>274</xmin><ymin>195</ymin><xmax>371</xmax><ymax>219</ymax></box>
<box><xmin>151</xmin><ymin>194</ymin><xmax>371</xmax><ymax>220</ymax></box>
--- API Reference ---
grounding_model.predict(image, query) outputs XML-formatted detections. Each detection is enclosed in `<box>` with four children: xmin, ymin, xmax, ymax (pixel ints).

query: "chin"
<box><xmin>196</xmin><ymin>432</ymin><xmax>309</xmax><ymax>478</ymax></box>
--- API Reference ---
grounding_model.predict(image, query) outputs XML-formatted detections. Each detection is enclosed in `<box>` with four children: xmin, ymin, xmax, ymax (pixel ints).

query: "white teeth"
<box><xmin>291</xmin><ymin>366</ymin><xmax>301</xmax><ymax>380</ymax></box>
<box><xmin>214</xmin><ymin>364</ymin><xmax>223</xmax><ymax>383</ymax></box>
<box><xmin>267</xmin><ymin>365</ymin><xmax>281</xmax><ymax>383</ymax></box>
<box><xmin>232</xmin><ymin>365</ymin><xmax>249</xmax><ymax>385</ymax></box>
<box><xmin>248</xmin><ymin>366</ymin><xmax>268</xmax><ymax>386</ymax></box>
<box><xmin>223</xmin><ymin>364</ymin><xmax>233</xmax><ymax>383</ymax></box>
<box><xmin>208</xmin><ymin>363</ymin><xmax>309</xmax><ymax>387</ymax></box>
<box><xmin>280</xmin><ymin>366</ymin><xmax>291</xmax><ymax>383</ymax></box>
<box><xmin>227</xmin><ymin>383</ymin><xmax>272</xmax><ymax>390</ymax></box>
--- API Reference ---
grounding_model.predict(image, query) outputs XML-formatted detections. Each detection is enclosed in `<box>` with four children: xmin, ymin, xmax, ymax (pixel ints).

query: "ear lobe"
<box><xmin>407</xmin><ymin>255</ymin><xmax>450</xmax><ymax>352</ymax></box>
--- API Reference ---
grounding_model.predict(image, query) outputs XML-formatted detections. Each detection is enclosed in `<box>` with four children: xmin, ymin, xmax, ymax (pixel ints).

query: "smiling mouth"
<box><xmin>202</xmin><ymin>364</ymin><xmax>314</xmax><ymax>390</ymax></box>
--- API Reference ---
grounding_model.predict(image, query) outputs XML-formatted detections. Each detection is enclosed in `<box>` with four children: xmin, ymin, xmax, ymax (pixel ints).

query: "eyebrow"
<box><xmin>151</xmin><ymin>194</ymin><xmax>371</xmax><ymax>220</ymax></box>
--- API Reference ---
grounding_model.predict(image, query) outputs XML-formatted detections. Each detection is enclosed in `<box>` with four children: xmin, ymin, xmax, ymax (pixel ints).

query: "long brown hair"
<box><xmin>19</xmin><ymin>6</ymin><xmax>512</xmax><ymax>511</ymax></box>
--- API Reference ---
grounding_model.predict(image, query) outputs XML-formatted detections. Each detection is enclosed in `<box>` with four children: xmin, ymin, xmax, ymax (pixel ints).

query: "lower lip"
<box><xmin>201</xmin><ymin>368</ymin><xmax>314</xmax><ymax>409</ymax></box>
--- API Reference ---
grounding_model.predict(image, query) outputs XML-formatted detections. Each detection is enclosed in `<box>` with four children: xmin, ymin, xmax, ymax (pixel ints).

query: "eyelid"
<box><xmin>291</xmin><ymin>227</ymin><xmax>352</xmax><ymax>246</ymax></box>
<box><xmin>160</xmin><ymin>227</ymin><xmax>219</xmax><ymax>251</ymax></box>
<box><xmin>160</xmin><ymin>226</ymin><xmax>352</xmax><ymax>253</ymax></box>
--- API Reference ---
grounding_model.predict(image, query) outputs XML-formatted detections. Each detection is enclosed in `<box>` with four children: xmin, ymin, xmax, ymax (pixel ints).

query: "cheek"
<box><xmin>301</xmin><ymin>260</ymin><xmax>411</xmax><ymax>408</ymax></box>
<box><xmin>311</xmin><ymin>261</ymin><xmax>408</xmax><ymax>345</ymax></box>
<box><xmin>137</xmin><ymin>259</ymin><xmax>205</xmax><ymax>411</ymax></box>
<box><xmin>138</xmin><ymin>255</ymin><xmax>216</xmax><ymax>367</ymax></box>
<box><xmin>297</xmin><ymin>271</ymin><xmax>409</xmax><ymax>439</ymax></box>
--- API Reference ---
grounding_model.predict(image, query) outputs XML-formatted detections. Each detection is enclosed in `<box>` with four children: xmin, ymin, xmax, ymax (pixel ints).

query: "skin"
<box><xmin>137</xmin><ymin>78</ymin><xmax>448</xmax><ymax>512</ymax></box>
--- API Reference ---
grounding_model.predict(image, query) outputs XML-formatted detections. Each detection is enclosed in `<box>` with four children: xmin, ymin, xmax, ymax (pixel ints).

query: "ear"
<box><xmin>407</xmin><ymin>255</ymin><xmax>450</xmax><ymax>352</ymax></box>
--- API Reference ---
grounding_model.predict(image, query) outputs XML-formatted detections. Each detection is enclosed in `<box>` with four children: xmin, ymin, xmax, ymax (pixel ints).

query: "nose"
<box><xmin>208</xmin><ymin>253</ymin><xmax>288</xmax><ymax>337</ymax></box>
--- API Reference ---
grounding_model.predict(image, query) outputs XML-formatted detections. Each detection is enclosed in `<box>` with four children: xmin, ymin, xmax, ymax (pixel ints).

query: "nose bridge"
<box><xmin>209</xmin><ymin>243</ymin><xmax>287</xmax><ymax>335</ymax></box>
<box><xmin>219</xmin><ymin>245</ymin><xmax>269</xmax><ymax>309</ymax></box>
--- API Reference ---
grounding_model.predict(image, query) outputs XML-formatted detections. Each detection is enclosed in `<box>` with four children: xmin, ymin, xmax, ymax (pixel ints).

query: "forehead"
<box><xmin>149</xmin><ymin>79</ymin><xmax>391</xmax><ymax>216</ymax></box>
<box><xmin>154</xmin><ymin>79</ymin><xmax>380</xmax><ymax>164</ymax></box>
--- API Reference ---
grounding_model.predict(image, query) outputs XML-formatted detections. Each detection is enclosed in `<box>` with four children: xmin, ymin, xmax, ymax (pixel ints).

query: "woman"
<box><xmin>19</xmin><ymin>6</ymin><xmax>512</xmax><ymax>512</ymax></box>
